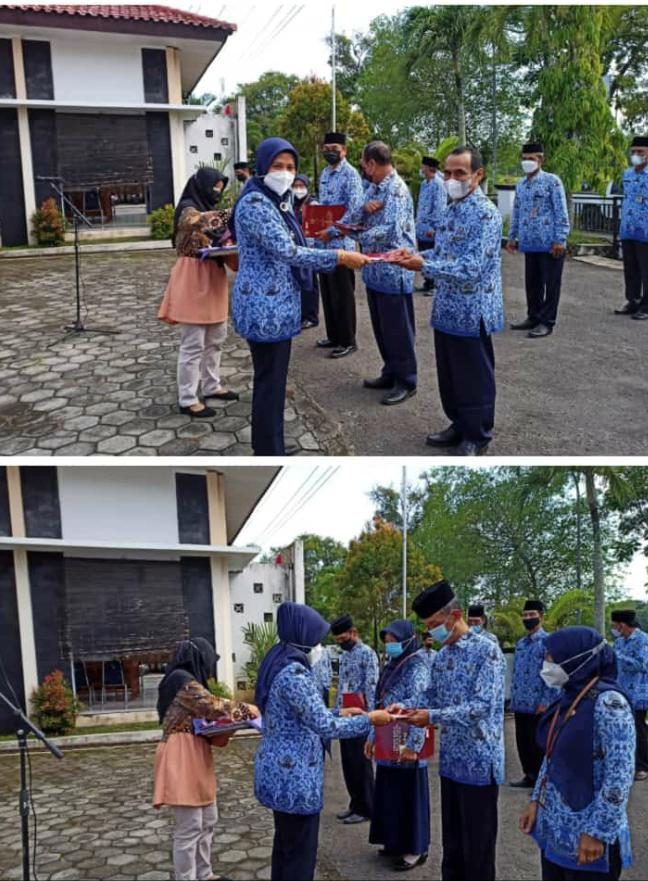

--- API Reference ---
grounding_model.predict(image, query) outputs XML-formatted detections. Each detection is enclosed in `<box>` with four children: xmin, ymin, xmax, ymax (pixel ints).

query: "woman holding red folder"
<box><xmin>365</xmin><ymin>620</ymin><xmax>432</xmax><ymax>872</ymax></box>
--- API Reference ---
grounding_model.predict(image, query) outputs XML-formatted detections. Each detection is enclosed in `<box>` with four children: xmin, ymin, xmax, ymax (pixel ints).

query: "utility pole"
<box><xmin>331</xmin><ymin>4</ymin><xmax>336</xmax><ymax>131</ymax></box>
<box><xmin>402</xmin><ymin>466</ymin><xmax>408</xmax><ymax>618</ymax></box>
<box><xmin>491</xmin><ymin>42</ymin><xmax>497</xmax><ymax>196</ymax></box>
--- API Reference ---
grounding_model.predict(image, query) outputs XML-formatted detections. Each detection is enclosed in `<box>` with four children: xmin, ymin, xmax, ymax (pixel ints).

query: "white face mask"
<box><xmin>292</xmin><ymin>188</ymin><xmax>308</xmax><ymax>201</ymax></box>
<box><xmin>539</xmin><ymin>640</ymin><xmax>607</xmax><ymax>690</ymax></box>
<box><xmin>521</xmin><ymin>159</ymin><xmax>540</xmax><ymax>174</ymax></box>
<box><xmin>308</xmin><ymin>644</ymin><xmax>325</xmax><ymax>668</ymax></box>
<box><xmin>445</xmin><ymin>178</ymin><xmax>471</xmax><ymax>201</ymax></box>
<box><xmin>264</xmin><ymin>170</ymin><xmax>295</xmax><ymax>196</ymax></box>
<box><xmin>611</xmin><ymin>627</ymin><xmax>621</xmax><ymax>640</ymax></box>
<box><xmin>630</xmin><ymin>153</ymin><xmax>646</xmax><ymax>168</ymax></box>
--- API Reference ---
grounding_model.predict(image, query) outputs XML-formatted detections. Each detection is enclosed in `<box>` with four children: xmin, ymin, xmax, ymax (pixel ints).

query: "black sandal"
<box><xmin>206</xmin><ymin>390</ymin><xmax>239</xmax><ymax>402</ymax></box>
<box><xmin>179</xmin><ymin>404</ymin><xmax>216</xmax><ymax>418</ymax></box>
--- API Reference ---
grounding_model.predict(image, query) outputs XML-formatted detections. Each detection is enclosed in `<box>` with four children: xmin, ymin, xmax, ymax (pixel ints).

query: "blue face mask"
<box><xmin>471</xmin><ymin>625</ymin><xmax>482</xmax><ymax>634</ymax></box>
<box><xmin>428</xmin><ymin>622</ymin><xmax>450</xmax><ymax>643</ymax></box>
<box><xmin>385</xmin><ymin>642</ymin><xmax>404</xmax><ymax>659</ymax></box>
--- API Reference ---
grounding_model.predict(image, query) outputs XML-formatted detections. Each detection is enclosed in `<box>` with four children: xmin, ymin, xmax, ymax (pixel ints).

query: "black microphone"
<box><xmin>35</xmin><ymin>175</ymin><xmax>62</xmax><ymax>181</ymax></box>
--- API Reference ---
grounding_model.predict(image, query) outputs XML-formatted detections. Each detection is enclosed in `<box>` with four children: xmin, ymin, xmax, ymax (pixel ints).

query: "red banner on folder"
<box><xmin>374</xmin><ymin>720</ymin><xmax>435</xmax><ymax>762</ymax></box>
<box><xmin>302</xmin><ymin>203</ymin><xmax>345</xmax><ymax>237</ymax></box>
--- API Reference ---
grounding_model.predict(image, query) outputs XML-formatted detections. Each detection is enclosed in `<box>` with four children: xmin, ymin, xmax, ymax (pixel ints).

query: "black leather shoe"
<box><xmin>329</xmin><ymin>344</ymin><xmax>357</xmax><ymax>359</ymax></box>
<box><xmin>527</xmin><ymin>323</ymin><xmax>553</xmax><ymax>338</ymax></box>
<box><xmin>510</xmin><ymin>318</ymin><xmax>538</xmax><ymax>330</ymax></box>
<box><xmin>179</xmin><ymin>404</ymin><xmax>216</xmax><ymax>418</ymax></box>
<box><xmin>336</xmin><ymin>810</ymin><xmax>354</xmax><ymax>821</ymax></box>
<box><xmin>426</xmin><ymin>426</ymin><xmax>461</xmax><ymax>447</ymax></box>
<box><xmin>301</xmin><ymin>319</ymin><xmax>319</xmax><ymax>330</ymax></box>
<box><xmin>423</xmin><ymin>288</ymin><xmax>434</xmax><ymax>297</ymax></box>
<box><xmin>393</xmin><ymin>854</ymin><xmax>429</xmax><ymax>872</ymax></box>
<box><xmin>381</xmin><ymin>386</ymin><xmax>416</xmax><ymax>406</ymax></box>
<box><xmin>631</xmin><ymin>310</ymin><xmax>648</xmax><ymax>321</ymax></box>
<box><xmin>614</xmin><ymin>302</ymin><xmax>640</xmax><ymax>315</ymax></box>
<box><xmin>364</xmin><ymin>376</ymin><xmax>395</xmax><ymax>390</ymax></box>
<box><xmin>316</xmin><ymin>338</ymin><xmax>336</xmax><ymax>348</ymax></box>
<box><xmin>509</xmin><ymin>777</ymin><xmax>535</xmax><ymax>789</ymax></box>
<box><xmin>456</xmin><ymin>439</ymin><xmax>489</xmax><ymax>456</ymax></box>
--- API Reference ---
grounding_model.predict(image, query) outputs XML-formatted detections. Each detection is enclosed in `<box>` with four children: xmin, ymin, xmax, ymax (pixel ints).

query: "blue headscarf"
<box><xmin>231</xmin><ymin>137</ymin><xmax>315</xmax><ymax>293</ymax></box>
<box><xmin>536</xmin><ymin>626</ymin><xmax>628</xmax><ymax>811</ymax></box>
<box><xmin>255</xmin><ymin>602</ymin><xmax>330</xmax><ymax>713</ymax></box>
<box><xmin>376</xmin><ymin>619</ymin><xmax>419</xmax><ymax>704</ymax></box>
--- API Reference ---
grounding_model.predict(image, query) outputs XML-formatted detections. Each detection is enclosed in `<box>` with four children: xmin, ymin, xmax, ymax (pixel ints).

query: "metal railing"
<box><xmin>571</xmin><ymin>194</ymin><xmax>624</xmax><ymax>258</ymax></box>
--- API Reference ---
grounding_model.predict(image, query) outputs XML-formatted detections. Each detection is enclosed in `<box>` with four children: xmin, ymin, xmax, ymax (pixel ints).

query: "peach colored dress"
<box><xmin>152</xmin><ymin>680</ymin><xmax>251</xmax><ymax>809</ymax></box>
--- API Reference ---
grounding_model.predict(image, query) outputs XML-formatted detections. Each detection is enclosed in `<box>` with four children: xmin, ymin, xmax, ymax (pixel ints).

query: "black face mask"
<box><xmin>323</xmin><ymin>150</ymin><xmax>342</xmax><ymax>166</ymax></box>
<box><xmin>339</xmin><ymin>638</ymin><xmax>355</xmax><ymax>652</ymax></box>
<box><xmin>235</xmin><ymin>174</ymin><xmax>246</xmax><ymax>182</ymax></box>
<box><xmin>523</xmin><ymin>618</ymin><xmax>540</xmax><ymax>632</ymax></box>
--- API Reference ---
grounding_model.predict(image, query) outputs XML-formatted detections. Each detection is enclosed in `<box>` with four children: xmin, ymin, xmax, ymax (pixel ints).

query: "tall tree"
<box><xmin>325</xmin><ymin>31</ymin><xmax>370</xmax><ymax>100</ymax></box>
<box><xmin>235</xmin><ymin>71</ymin><xmax>301</xmax><ymax>154</ymax></box>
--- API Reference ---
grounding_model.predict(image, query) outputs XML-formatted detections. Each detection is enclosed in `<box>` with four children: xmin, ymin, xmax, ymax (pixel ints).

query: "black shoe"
<box><xmin>381</xmin><ymin>386</ymin><xmax>416</xmax><ymax>406</ymax></box>
<box><xmin>614</xmin><ymin>302</ymin><xmax>640</xmax><ymax>315</ymax></box>
<box><xmin>423</xmin><ymin>288</ymin><xmax>434</xmax><ymax>297</ymax></box>
<box><xmin>456</xmin><ymin>439</ymin><xmax>489</xmax><ymax>456</ymax></box>
<box><xmin>510</xmin><ymin>318</ymin><xmax>538</xmax><ymax>330</ymax></box>
<box><xmin>393</xmin><ymin>854</ymin><xmax>428</xmax><ymax>872</ymax></box>
<box><xmin>343</xmin><ymin>813</ymin><xmax>369</xmax><ymax>825</ymax></box>
<box><xmin>426</xmin><ymin>425</ymin><xmax>461</xmax><ymax>447</ymax></box>
<box><xmin>329</xmin><ymin>344</ymin><xmax>357</xmax><ymax>359</ymax></box>
<box><xmin>205</xmin><ymin>389</ymin><xmax>239</xmax><ymax>402</ymax></box>
<box><xmin>509</xmin><ymin>777</ymin><xmax>535</xmax><ymax>789</ymax></box>
<box><xmin>631</xmin><ymin>309</ymin><xmax>648</xmax><ymax>321</ymax></box>
<box><xmin>316</xmin><ymin>338</ymin><xmax>336</xmax><ymax>348</ymax></box>
<box><xmin>336</xmin><ymin>810</ymin><xmax>354</xmax><ymax>821</ymax></box>
<box><xmin>363</xmin><ymin>376</ymin><xmax>394</xmax><ymax>390</ymax></box>
<box><xmin>527</xmin><ymin>323</ymin><xmax>553</xmax><ymax>338</ymax></box>
<box><xmin>179</xmin><ymin>404</ymin><xmax>216</xmax><ymax>418</ymax></box>
<box><xmin>301</xmin><ymin>319</ymin><xmax>319</xmax><ymax>329</ymax></box>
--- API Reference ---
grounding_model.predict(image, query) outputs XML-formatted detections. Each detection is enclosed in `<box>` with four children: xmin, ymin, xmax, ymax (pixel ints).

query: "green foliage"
<box><xmin>236</xmin><ymin>71</ymin><xmax>301</xmax><ymax>155</ymax></box>
<box><xmin>325</xmin><ymin>32</ymin><xmax>370</xmax><ymax>100</ymax></box>
<box><xmin>207</xmin><ymin>678</ymin><xmax>233</xmax><ymax>700</ymax></box>
<box><xmin>242</xmin><ymin>621</ymin><xmax>278</xmax><ymax>686</ymax></box>
<box><xmin>296</xmin><ymin>533</ymin><xmax>348</xmax><ymax>623</ymax></box>
<box><xmin>148</xmin><ymin>204</ymin><xmax>175</xmax><ymax>240</ymax></box>
<box><xmin>31</xmin><ymin>197</ymin><xmax>66</xmax><ymax>247</ymax></box>
<box><xmin>31</xmin><ymin>670</ymin><xmax>81</xmax><ymax>736</ymax></box>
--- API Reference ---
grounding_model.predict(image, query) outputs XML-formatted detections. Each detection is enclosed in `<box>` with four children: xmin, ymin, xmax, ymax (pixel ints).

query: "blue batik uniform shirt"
<box><xmin>531</xmin><ymin>689</ymin><xmax>635</xmax><ymax>873</ymax></box>
<box><xmin>311</xmin><ymin>649</ymin><xmax>333</xmax><ymax>695</ymax></box>
<box><xmin>367</xmin><ymin>652</ymin><xmax>429</xmax><ymax>762</ymax></box>
<box><xmin>335</xmin><ymin>640</ymin><xmax>380</xmax><ymax>712</ymax></box>
<box><xmin>613</xmin><ymin>629</ymin><xmax>648</xmax><ymax>710</ymax></box>
<box><xmin>424</xmin><ymin>630</ymin><xmax>506</xmax><ymax>786</ymax></box>
<box><xmin>510</xmin><ymin>628</ymin><xmax>560</xmax><ymax>714</ymax></box>
<box><xmin>620</xmin><ymin>165</ymin><xmax>648</xmax><ymax>244</ymax></box>
<box><xmin>316</xmin><ymin>158</ymin><xmax>365</xmax><ymax>251</ymax></box>
<box><xmin>423</xmin><ymin>187</ymin><xmax>504</xmax><ymax>337</ymax></box>
<box><xmin>416</xmin><ymin>174</ymin><xmax>447</xmax><ymax>243</ymax></box>
<box><xmin>508</xmin><ymin>169</ymin><xmax>570</xmax><ymax>253</ymax></box>
<box><xmin>417</xmin><ymin>647</ymin><xmax>437</xmax><ymax>687</ymax></box>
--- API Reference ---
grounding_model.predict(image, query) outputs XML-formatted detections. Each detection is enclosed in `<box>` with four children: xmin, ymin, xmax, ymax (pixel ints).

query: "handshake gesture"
<box><xmin>340</xmin><ymin>707</ymin><xmax>393</xmax><ymax>726</ymax></box>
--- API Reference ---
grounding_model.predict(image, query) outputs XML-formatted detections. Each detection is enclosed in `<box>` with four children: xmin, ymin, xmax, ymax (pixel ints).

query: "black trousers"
<box><xmin>417</xmin><ymin>238</ymin><xmax>434</xmax><ymax>290</ymax></box>
<box><xmin>635</xmin><ymin>709</ymin><xmax>648</xmax><ymax>772</ymax></box>
<box><xmin>366</xmin><ymin>288</ymin><xmax>417</xmax><ymax>390</ymax></box>
<box><xmin>248</xmin><ymin>338</ymin><xmax>292</xmax><ymax>456</ymax></box>
<box><xmin>300</xmin><ymin>276</ymin><xmax>320</xmax><ymax>325</ymax></box>
<box><xmin>440</xmin><ymin>777</ymin><xmax>498</xmax><ymax>881</ymax></box>
<box><xmin>434</xmin><ymin>323</ymin><xmax>495</xmax><ymax>445</ymax></box>
<box><xmin>340</xmin><ymin>735</ymin><xmax>374</xmax><ymax>818</ymax></box>
<box><xmin>541</xmin><ymin>841</ymin><xmax>622</xmax><ymax>881</ymax></box>
<box><xmin>524</xmin><ymin>251</ymin><xmax>565</xmax><ymax>326</ymax></box>
<box><xmin>319</xmin><ymin>265</ymin><xmax>356</xmax><ymax>347</ymax></box>
<box><xmin>271</xmin><ymin>810</ymin><xmax>320</xmax><ymax>881</ymax></box>
<box><xmin>622</xmin><ymin>239</ymin><xmax>648</xmax><ymax>308</ymax></box>
<box><xmin>514</xmin><ymin>712</ymin><xmax>545</xmax><ymax>781</ymax></box>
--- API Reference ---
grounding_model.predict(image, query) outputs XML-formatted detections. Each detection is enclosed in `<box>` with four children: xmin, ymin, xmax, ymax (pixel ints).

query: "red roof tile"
<box><xmin>3</xmin><ymin>4</ymin><xmax>236</xmax><ymax>32</ymax></box>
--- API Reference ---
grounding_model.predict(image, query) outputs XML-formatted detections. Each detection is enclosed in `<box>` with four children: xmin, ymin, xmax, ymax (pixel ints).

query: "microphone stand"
<box><xmin>0</xmin><ymin>690</ymin><xmax>63</xmax><ymax>881</ymax></box>
<box><xmin>40</xmin><ymin>179</ymin><xmax>119</xmax><ymax>336</ymax></box>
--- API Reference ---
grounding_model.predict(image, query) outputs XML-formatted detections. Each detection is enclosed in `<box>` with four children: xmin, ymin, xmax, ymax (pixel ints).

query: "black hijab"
<box><xmin>173</xmin><ymin>167</ymin><xmax>228</xmax><ymax>243</ymax></box>
<box><xmin>376</xmin><ymin>620</ymin><xmax>420</xmax><ymax>704</ymax></box>
<box><xmin>157</xmin><ymin>637</ymin><xmax>220</xmax><ymax>723</ymax></box>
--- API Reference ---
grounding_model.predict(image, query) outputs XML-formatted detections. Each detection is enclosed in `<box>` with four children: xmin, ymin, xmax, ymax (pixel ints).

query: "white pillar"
<box><xmin>207</xmin><ymin>471</ymin><xmax>234</xmax><ymax>691</ymax></box>
<box><xmin>236</xmin><ymin>94</ymin><xmax>247</xmax><ymax>162</ymax></box>
<box><xmin>6</xmin><ymin>467</ymin><xmax>39</xmax><ymax>707</ymax></box>
<box><xmin>12</xmin><ymin>38</ymin><xmax>37</xmax><ymax>245</ymax></box>
<box><xmin>166</xmin><ymin>46</ymin><xmax>187</xmax><ymax>203</ymax></box>
<box><xmin>293</xmin><ymin>539</ymin><xmax>305</xmax><ymax>604</ymax></box>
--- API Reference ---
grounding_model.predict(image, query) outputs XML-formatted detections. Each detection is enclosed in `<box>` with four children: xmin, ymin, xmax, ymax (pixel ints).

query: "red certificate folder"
<box><xmin>342</xmin><ymin>692</ymin><xmax>366</xmax><ymax>710</ymax></box>
<box><xmin>302</xmin><ymin>203</ymin><xmax>345</xmax><ymax>237</ymax></box>
<box><xmin>374</xmin><ymin>720</ymin><xmax>435</xmax><ymax>761</ymax></box>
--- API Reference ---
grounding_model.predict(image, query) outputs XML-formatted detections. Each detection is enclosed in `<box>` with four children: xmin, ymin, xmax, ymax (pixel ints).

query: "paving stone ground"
<box><xmin>0</xmin><ymin>252</ymin><xmax>346</xmax><ymax>457</ymax></box>
<box><xmin>1</xmin><ymin>720</ymin><xmax>647</xmax><ymax>881</ymax></box>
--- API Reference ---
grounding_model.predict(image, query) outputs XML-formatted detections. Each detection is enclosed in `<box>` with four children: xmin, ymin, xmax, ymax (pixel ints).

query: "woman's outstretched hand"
<box><xmin>341</xmin><ymin>707</ymin><xmax>366</xmax><ymax>718</ymax></box>
<box><xmin>245</xmin><ymin>703</ymin><xmax>261</xmax><ymax>719</ymax></box>
<box><xmin>337</xmin><ymin>250</ymin><xmax>370</xmax><ymax>270</ymax></box>
<box><xmin>368</xmin><ymin>709</ymin><xmax>393</xmax><ymax>727</ymax></box>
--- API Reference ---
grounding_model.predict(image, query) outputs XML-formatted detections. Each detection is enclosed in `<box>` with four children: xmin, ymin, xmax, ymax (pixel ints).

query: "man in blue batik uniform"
<box><xmin>313</xmin><ymin>132</ymin><xmax>365</xmax><ymax>358</ymax></box>
<box><xmin>354</xmin><ymin>140</ymin><xmax>419</xmax><ymax>406</ymax></box>
<box><xmin>510</xmin><ymin>599</ymin><xmax>560</xmax><ymax>789</ymax></box>
<box><xmin>467</xmin><ymin>603</ymin><xmax>500</xmax><ymax>646</ymax></box>
<box><xmin>415</xmin><ymin>156</ymin><xmax>447</xmax><ymax>294</ymax></box>
<box><xmin>506</xmin><ymin>142</ymin><xmax>569</xmax><ymax>338</ymax></box>
<box><xmin>331</xmin><ymin>614</ymin><xmax>380</xmax><ymax>825</ymax></box>
<box><xmin>393</xmin><ymin>146</ymin><xmax>504</xmax><ymax>456</ymax></box>
<box><xmin>405</xmin><ymin>580</ymin><xmax>506</xmax><ymax>881</ymax></box>
<box><xmin>616</xmin><ymin>136</ymin><xmax>648</xmax><ymax>320</ymax></box>
<box><xmin>611</xmin><ymin>608</ymin><xmax>648</xmax><ymax>779</ymax></box>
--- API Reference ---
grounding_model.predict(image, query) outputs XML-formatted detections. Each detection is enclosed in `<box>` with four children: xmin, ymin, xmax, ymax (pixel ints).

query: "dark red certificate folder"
<box><xmin>374</xmin><ymin>720</ymin><xmax>435</xmax><ymax>761</ymax></box>
<box><xmin>302</xmin><ymin>203</ymin><xmax>345</xmax><ymax>237</ymax></box>
<box><xmin>342</xmin><ymin>692</ymin><xmax>366</xmax><ymax>710</ymax></box>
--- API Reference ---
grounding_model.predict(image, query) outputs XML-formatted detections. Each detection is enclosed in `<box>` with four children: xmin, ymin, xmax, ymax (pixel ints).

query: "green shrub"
<box><xmin>148</xmin><ymin>203</ymin><xmax>175</xmax><ymax>240</ymax></box>
<box><xmin>207</xmin><ymin>678</ymin><xmax>233</xmax><ymax>700</ymax></box>
<box><xmin>31</xmin><ymin>670</ymin><xmax>81</xmax><ymax>735</ymax></box>
<box><xmin>31</xmin><ymin>197</ymin><xmax>66</xmax><ymax>247</ymax></box>
<box><xmin>242</xmin><ymin>621</ymin><xmax>278</xmax><ymax>686</ymax></box>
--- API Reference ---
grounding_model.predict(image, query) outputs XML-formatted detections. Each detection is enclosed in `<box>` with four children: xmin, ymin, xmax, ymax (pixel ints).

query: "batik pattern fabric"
<box><xmin>482</xmin><ymin>630</ymin><xmax>500</xmax><ymax>646</ymax></box>
<box><xmin>620</xmin><ymin>167</ymin><xmax>648</xmax><ymax>243</ymax></box>
<box><xmin>353</xmin><ymin>170</ymin><xmax>417</xmax><ymax>295</ymax></box>
<box><xmin>254</xmin><ymin>662</ymin><xmax>371</xmax><ymax>815</ymax></box>
<box><xmin>174</xmin><ymin>207</ymin><xmax>232</xmax><ymax>258</ymax></box>
<box><xmin>416</xmin><ymin>648</ymin><xmax>437</xmax><ymax>687</ymax></box>
<box><xmin>416</xmin><ymin>175</ymin><xmax>447</xmax><ymax>242</ymax></box>
<box><xmin>160</xmin><ymin>680</ymin><xmax>252</xmax><ymax>742</ymax></box>
<box><xmin>232</xmin><ymin>190</ymin><xmax>338</xmax><ymax>343</ymax></box>
<box><xmin>335</xmin><ymin>641</ymin><xmax>380</xmax><ymax>712</ymax></box>
<box><xmin>311</xmin><ymin>650</ymin><xmax>333</xmax><ymax>694</ymax></box>
<box><xmin>315</xmin><ymin>158</ymin><xmax>365</xmax><ymax>250</ymax></box>
<box><xmin>367</xmin><ymin>652</ymin><xmax>429</xmax><ymax>761</ymax></box>
<box><xmin>508</xmin><ymin>170</ymin><xmax>570</xmax><ymax>253</ymax></box>
<box><xmin>531</xmin><ymin>690</ymin><xmax>635</xmax><ymax>872</ymax></box>
<box><xmin>423</xmin><ymin>188</ymin><xmax>505</xmax><ymax>337</ymax></box>
<box><xmin>613</xmin><ymin>629</ymin><xmax>648</xmax><ymax>710</ymax></box>
<box><xmin>425</xmin><ymin>631</ymin><xmax>506</xmax><ymax>786</ymax></box>
<box><xmin>510</xmin><ymin>629</ymin><xmax>561</xmax><ymax>714</ymax></box>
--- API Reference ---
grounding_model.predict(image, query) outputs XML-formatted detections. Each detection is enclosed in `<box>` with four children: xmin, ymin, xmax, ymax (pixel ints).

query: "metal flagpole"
<box><xmin>331</xmin><ymin>4</ymin><xmax>336</xmax><ymax>130</ymax></box>
<box><xmin>402</xmin><ymin>466</ymin><xmax>408</xmax><ymax>617</ymax></box>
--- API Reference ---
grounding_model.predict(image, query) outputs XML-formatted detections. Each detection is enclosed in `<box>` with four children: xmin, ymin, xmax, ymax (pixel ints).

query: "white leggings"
<box><xmin>177</xmin><ymin>322</ymin><xmax>228</xmax><ymax>407</ymax></box>
<box><xmin>173</xmin><ymin>802</ymin><xmax>218</xmax><ymax>881</ymax></box>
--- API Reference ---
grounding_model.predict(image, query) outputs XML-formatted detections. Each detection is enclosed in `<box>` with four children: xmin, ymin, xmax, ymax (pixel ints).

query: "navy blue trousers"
<box><xmin>248</xmin><ymin>338</ymin><xmax>292</xmax><ymax>456</ymax></box>
<box><xmin>369</xmin><ymin>763</ymin><xmax>431</xmax><ymax>857</ymax></box>
<box><xmin>433</xmin><ymin>324</ymin><xmax>495</xmax><ymax>445</ymax></box>
<box><xmin>440</xmin><ymin>777</ymin><xmax>498</xmax><ymax>881</ymax></box>
<box><xmin>541</xmin><ymin>841</ymin><xmax>622</xmax><ymax>881</ymax></box>
<box><xmin>622</xmin><ymin>239</ymin><xmax>648</xmax><ymax>307</ymax></box>
<box><xmin>300</xmin><ymin>277</ymin><xmax>320</xmax><ymax>325</ymax></box>
<box><xmin>340</xmin><ymin>735</ymin><xmax>375</xmax><ymax>818</ymax></box>
<box><xmin>271</xmin><ymin>810</ymin><xmax>320</xmax><ymax>881</ymax></box>
<box><xmin>367</xmin><ymin>288</ymin><xmax>417</xmax><ymax>390</ymax></box>
<box><xmin>417</xmin><ymin>238</ymin><xmax>434</xmax><ymax>290</ymax></box>
<box><xmin>524</xmin><ymin>251</ymin><xmax>565</xmax><ymax>326</ymax></box>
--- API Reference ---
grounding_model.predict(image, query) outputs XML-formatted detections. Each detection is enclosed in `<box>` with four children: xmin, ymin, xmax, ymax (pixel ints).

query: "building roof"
<box><xmin>0</xmin><ymin>4</ymin><xmax>236</xmax><ymax>32</ymax></box>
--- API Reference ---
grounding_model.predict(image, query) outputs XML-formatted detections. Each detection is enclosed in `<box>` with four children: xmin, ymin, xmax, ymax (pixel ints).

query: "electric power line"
<box><xmin>249</xmin><ymin>466</ymin><xmax>321</xmax><ymax>547</ymax></box>
<box><xmin>270</xmin><ymin>466</ymin><xmax>340</xmax><ymax>537</ymax></box>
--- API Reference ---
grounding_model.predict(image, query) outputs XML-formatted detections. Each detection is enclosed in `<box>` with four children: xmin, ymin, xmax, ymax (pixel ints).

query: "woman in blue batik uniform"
<box><xmin>519</xmin><ymin>626</ymin><xmax>635</xmax><ymax>881</ymax></box>
<box><xmin>254</xmin><ymin>602</ymin><xmax>391</xmax><ymax>881</ymax></box>
<box><xmin>231</xmin><ymin>137</ymin><xmax>368</xmax><ymax>456</ymax></box>
<box><xmin>366</xmin><ymin>620</ymin><xmax>431</xmax><ymax>872</ymax></box>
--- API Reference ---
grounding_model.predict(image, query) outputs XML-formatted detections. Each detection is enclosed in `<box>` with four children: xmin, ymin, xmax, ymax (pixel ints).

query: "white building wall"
<box><xmin>184</xmin><ymin>111</ymin><xmax>239</xmax><ymax>178</ymax></box>
<box><xmin>49</xmin><ymin>33</ymin><xmax>146</xmax><ymax>105</ymax></box>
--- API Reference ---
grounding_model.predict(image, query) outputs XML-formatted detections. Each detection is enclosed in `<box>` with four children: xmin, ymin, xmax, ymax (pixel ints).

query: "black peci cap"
<box><xmin>324</xmin><ymin>132</ymin><xmax>347</xmax><ymax>146</ymax></box>
<box><xmin>412</xmin><ymin>580</ymin><xmax>455</xmax><ymax>619</ymax></box>
<box><xmin>330</xmin><ymin>614</ymin><xmax>353</xmax><ymax>636</ymax></box>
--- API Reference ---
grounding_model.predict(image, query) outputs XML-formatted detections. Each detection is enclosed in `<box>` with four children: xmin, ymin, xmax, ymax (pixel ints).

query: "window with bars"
<box><xmin>253</xmin><ymin>583</ymin><xmax>264</xmax><ymax>594</ymax></box>
<box><xmin>234</xmin><ymin>603</ymin><xmax>244</xmax><ymax>613</ymax></box>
